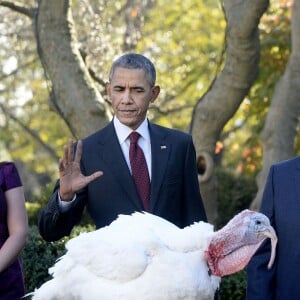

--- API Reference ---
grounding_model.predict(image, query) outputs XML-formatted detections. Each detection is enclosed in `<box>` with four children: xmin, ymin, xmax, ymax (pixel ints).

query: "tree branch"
<box><xmin>0</xmin><ymin>1</ymin><xmax>36</xmax><ymax>19</ymax></box>
<box><xmin>0</xmin><ymin>103</ymin><xmax>59</xmax><ymax>161</ymax></box>
<box><xmin>0</xmin><ymin>57</ymin><xmax>38</xmax><ymax>81</ymax></box>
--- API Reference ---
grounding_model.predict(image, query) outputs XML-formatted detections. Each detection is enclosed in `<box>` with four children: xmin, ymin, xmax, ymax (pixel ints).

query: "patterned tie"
<box><xmin>129</xmin><ymin>132</ymin><xmax>150</xmax><ymax>211</ymax></box>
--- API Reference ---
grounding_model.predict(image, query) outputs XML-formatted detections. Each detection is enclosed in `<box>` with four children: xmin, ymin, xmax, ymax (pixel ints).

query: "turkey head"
<box><xmin>204</xmin><ymin>209</ymin><xmax>277</xmax><ymax>277</ymax></box>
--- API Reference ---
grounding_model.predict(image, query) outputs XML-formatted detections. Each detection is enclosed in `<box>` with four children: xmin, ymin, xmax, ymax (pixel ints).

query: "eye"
<box><xmin>255</xmin><ymin>220</ymin><xmax>261</xmax><ymax>225</ymax></box>
<box><xmin>135</xmin><ymin>89</ymin><xmax>144</xmax><ymax>93</ymax></box>
<box><xmin>113</xmin><ymin>86</ymin><xmax>125</xmax><ymax>92</ymax></box>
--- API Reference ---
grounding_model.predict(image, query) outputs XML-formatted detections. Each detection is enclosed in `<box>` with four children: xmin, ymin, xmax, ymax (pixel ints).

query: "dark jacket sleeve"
<box><xmin>38</xmin><ymin>181</ymin><xmax>86</xmax><ymax>242</ymax></box>
<box><xmin>246</xmin><ymin>166</ymin><xmax>276</xmax><ymax>300</ymax></box>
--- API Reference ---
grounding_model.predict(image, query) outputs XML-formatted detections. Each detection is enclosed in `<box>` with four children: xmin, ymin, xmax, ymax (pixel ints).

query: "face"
<box><xmin>106</xmin><ymin>67</ymin><xmax>160</xmax><ymax>130</ymax></box>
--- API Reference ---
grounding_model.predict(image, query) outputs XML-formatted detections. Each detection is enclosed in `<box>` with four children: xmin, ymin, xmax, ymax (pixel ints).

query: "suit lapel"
<box><xmin>96</xmin><ymin>123</ymin><xmax>144</xmax><ymax>210</ymax></box>
<box><xmin>149</xmin><ymin>123</ymin><xmax>171</xmax><ymax>212</ymax></box>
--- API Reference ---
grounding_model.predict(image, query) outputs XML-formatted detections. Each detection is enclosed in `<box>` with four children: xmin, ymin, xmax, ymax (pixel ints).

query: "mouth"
<box><xmin>118</xmin><ymin>109</ymin><xmax>137</xmax><ymax>116</ymax></box>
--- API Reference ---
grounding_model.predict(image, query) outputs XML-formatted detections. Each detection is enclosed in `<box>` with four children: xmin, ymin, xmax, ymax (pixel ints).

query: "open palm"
<box><xmin>58</xmin><ymin>139</ymin><xmax>103</xmax><ymax>201</ymax></box>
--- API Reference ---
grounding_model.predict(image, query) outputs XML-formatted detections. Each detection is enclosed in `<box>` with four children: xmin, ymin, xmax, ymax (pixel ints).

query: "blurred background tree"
<box><xmin>0</xmin><ymin>0</ymin><xmax>298</xmax><ymax>225</ymax></box>
<box><xmin>1</xmin><ymin>0</ymin><xmax>298</xmax><ymax>297</ymax></box>
<box><xmin>0</xmin><ymin>0</ymin><xmax>226</xmax><ymax>200</ymax></box>
<box><xmin>1</xmin><ymin>0</ymin><xmax>295</xmax><ymax>207</ymax></box>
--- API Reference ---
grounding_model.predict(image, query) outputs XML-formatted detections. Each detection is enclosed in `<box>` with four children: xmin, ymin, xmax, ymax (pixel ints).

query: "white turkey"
<box><xmin>31</xmin><ymin>209</ymin><xmax>277</xmax><ymax>300</ymax></box>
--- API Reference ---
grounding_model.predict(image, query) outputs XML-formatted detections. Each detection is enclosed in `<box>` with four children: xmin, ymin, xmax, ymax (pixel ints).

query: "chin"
<box><xmin>118</xmin><ymin>117</ymin><xmax>142</xmax><ymax>130</ymax></box>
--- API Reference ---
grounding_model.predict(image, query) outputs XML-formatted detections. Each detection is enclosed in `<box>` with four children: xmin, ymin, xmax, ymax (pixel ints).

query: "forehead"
<box><xmin>110</xmin><ymin>67</ymin><xmax>149</xmax><ymax>86</ymax></box>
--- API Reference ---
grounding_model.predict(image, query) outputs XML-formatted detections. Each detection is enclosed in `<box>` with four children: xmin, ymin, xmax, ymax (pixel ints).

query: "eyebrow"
<box><xmin>113</xmin><ymin>85</ymin><xmax>146</xmax><ymax>91</ymax></box>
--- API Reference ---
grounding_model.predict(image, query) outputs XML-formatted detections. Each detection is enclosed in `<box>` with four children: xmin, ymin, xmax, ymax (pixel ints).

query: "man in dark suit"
<box><xmin>247</xmin><ymin>156</ymin><xmax>300</xmax><ymax>299</ymax></box>
<box><xmin>38</xmin><ymin>53</ymin><xmax>207</xmax><ymax>242</ymax></box>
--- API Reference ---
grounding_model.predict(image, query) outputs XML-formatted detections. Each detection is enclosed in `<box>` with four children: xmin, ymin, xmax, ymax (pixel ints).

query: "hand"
<box><xmin>58</xmin><ymin>139</ymin><xmax>103</xmax><ymax>201</ymax></box>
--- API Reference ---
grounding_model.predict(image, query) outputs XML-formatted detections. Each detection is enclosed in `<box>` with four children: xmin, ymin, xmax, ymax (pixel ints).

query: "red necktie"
<box><xmin>129</xmin><ymin>132</ymin><xmax>150</xmax><ymax>211</ymax></box>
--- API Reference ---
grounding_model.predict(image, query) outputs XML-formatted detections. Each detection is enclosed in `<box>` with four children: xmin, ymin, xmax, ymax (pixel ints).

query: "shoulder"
<box><xmin>272</xmin><ymin>156</ymin><xmax>300</xmax><ymax>171</ymax></box>
<box><xmin>0</xmin><ymin>161</ymin><xmax>18</xmax><ymax>174</ymax></box>
<box><xmin>0</xmin><ymin>162</ymin><xmax>22</xmax><ymax>190</ymax></box>
<box><xmin>270</xmin><ymin>156</ymin><xmax>300</xmax><ymax>174</ymax></box>
<box><xmin>149</xmin><ymin>123</ymin><xmax>192</xmax><ymax>142</ymax></box>
<box><xmin>81</xmin><ymin>122</ymin><xmax>114</xmax><ymax>146</ymax></box>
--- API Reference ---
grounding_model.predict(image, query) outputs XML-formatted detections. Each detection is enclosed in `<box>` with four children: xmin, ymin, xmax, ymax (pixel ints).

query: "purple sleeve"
<box><xmin>2</xmin><ymin>163</ymin><xmax>22</xmax><ymax>192</ymax></box>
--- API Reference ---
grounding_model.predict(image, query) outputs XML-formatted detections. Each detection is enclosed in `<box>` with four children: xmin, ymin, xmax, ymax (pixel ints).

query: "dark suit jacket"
<box><xmin>39</xmin><ymin>121</ymin><xmax>207</xmax><ymax>241</ymax></box>
<box><xmin>247</xmin><ymin>156</ymin><xmax>300</xmax><ymax>300</ymax></box>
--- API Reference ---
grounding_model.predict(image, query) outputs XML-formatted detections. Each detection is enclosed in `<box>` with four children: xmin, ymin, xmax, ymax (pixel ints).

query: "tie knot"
<box><xmin>129</xmin><ymin>132</ymin><xmax>140</xmax><ymax>144</ymax></box>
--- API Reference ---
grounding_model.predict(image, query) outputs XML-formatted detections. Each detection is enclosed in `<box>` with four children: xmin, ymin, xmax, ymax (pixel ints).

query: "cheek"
<box><xmin>111</xmin><ymin>97</ymin><xmax>120</xmax><ymax>107</ymax></box>
<box><xmin>137</xmin><ymin>98</ymin><xmax>151</xmax><ymax>111</ymax></box>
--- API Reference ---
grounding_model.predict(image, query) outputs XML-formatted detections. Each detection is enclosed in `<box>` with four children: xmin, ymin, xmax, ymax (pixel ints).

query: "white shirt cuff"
<box><xmin>58</xmin><ymin>192</ymin><xmax>76</xmax><ymax>212</ymax></box>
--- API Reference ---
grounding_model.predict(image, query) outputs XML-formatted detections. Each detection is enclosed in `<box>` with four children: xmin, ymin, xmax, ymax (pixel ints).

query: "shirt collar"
<box><xmin>113</xmin><ymin>117</ymin><xmax>150</xmax><ymax>144</ymax></box>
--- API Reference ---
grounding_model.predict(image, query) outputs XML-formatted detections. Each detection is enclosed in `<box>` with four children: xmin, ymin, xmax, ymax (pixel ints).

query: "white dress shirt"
<box><xmin>59</xmin><ymin>117</ymin><xmax>152</xmax><ymax>210</ymax></box>
<box><xmin>114</xmin><ymin>117</ymin><xmax>152</xmax><ymax>179</ymax></box>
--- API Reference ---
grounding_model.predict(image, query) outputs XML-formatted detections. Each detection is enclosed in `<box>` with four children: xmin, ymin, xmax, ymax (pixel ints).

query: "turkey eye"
<box><xmin>255</xmin><ymin>220</ymin><xmax>261</xmax><ymax>225</ymax></box>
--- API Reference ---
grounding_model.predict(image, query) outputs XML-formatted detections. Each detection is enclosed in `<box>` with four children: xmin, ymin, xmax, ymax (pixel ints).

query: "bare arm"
<box><xmin>59</xmin><ymin>139</ymin><xmax>103</xmax><ymax>201</ymax></box>
<box><xmin>0</xmin><ymin>186</ymin><xmax>28</xmax><ymax>273</ymax></box>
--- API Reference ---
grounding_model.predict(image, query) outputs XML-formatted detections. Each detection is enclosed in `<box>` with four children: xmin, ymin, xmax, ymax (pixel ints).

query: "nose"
<box><xmin>121</xmin><ymin>90</ymin><xmax>133</xmax><ymax>104</ymax></box>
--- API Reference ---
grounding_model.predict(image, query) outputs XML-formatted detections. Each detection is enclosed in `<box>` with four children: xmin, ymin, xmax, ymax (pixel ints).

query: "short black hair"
<box><xmin>109</xmin><ymin>53</ymin><xmax>156</xmax><ymax>86</ymax></box>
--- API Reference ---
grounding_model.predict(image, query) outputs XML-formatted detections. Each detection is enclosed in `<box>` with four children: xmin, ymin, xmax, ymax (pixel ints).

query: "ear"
<box><xmin>106</xmin><ymin>82</ymin><xmax>112</xmax><ymax>102</ymax></box>
<box><xmin>150</xmin><ymin>85</ymin><xmax>160</xmax><ymax>103</ymax></box>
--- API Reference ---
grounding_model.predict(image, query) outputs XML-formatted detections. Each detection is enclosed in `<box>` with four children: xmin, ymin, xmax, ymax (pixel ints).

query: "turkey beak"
<box><xmin>260</xmin><ymin>226</ymin><xmax>277</xmax><ymax>269</ymax></box>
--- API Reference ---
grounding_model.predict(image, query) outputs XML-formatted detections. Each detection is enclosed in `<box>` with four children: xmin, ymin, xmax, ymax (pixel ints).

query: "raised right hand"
<box><xmin>58</xmin><ymin>139</ymin><xmax>103</xmax><ymax>201</ymax></box>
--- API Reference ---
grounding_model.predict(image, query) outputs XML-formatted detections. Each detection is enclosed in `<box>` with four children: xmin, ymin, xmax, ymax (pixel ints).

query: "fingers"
<box><xmin>74</xmin><ymin>140</ymin><xmax>83</xmax><ymax>163</ymax></box>
<box><xmin>59</xmin><ymin>139</ymin><xmax>76</xmax><ymax>173</ymax></box>
<box><xmin>61</xmin><ymin>138</ymin><xmax>77</xmax><ymax>164</ymax></box>
<box><xmin>85</xmin><ymin>171</ymin><xmax>103</xmax><ymax>184</ymax></box>
<box><xmin>61</xmin><ymin>139</ymin><xmax>73</xmax><ymax>164</ymax></box>
<box><xmin>58</xmin><ymin>158</ymin><xmax>64</xmax><ymax>172</ymax></box>
<box><xmin>68</xmin><ymin>138</ymin><xmax>74</xmax><ymax>165</ymax></box>
<box><xmin>59</xmin><ymin>144</ymin><xmax>70</xmax><ymax>172</ymax></box>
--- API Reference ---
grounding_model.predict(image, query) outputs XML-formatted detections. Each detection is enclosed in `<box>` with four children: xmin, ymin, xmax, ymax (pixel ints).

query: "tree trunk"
<box><xmin>190</xmin><ymin>0</ymin><xmax>269</xmax><ymax>224</ymax></box>
<box><xmin>251</xmin><ymin>0</ymin><xmax>300</xmax><ymax>210</ymax></box>
<box><xmin>36</xmin><ymin>0</ymin><xmax>111</xmax><ymax>139</ymax></box>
